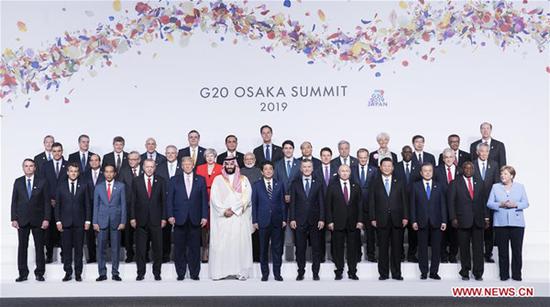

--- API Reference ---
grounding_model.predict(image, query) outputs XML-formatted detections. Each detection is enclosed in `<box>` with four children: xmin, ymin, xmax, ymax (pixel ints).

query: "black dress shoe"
<box><xmin>335</xmin><ymin>274</ymin><xmax>343</xmax><ymax>280</ymax></box>
<box><xmin>75</xmin><ymin>275</ymin><xmax>82</xmax><ymax>282</ymax></box>
<box><xmin>15</xmin><ymin>276</ymin><xmax>27</xmax><ymax>282</ymax></box>
<box><xmin>429</xmin><ymin>274</ymin><xmax>441</xmax><ymax>280</ymax></box>
<box><xmin>87</xmin><ymin>259</ymin><xmax>97</xmax><ymax>264</ymax></box>
<box><xmin>474</xmin><ymin>276</ymin><xmax>483</xmax><ymax>281</ymax></box>
<box><xmin>112</xmin><ymin>275</ymin><xmax>122</xmax><ymax>281</ymax></box>
<box><xmin>36</xmin><ymin>275</ymin><xmax>45</xmax><ymax>281</ymax></box>
<box><xmin>348</xmin><ymin>274</ymin><xmax>359</xmax><ymax>280</ymax></box>
<box><xmin>191</xmin><ymin>276</ymin><xmax>200</xmax><ymax>281</ymax></box>
<box><xmin>274</xmin><ymin>276</ymin><xmax>283</xmax><ymax>281</ymax></box>
<box><xmin>177</xmin><ymin>276</ymin><xmax>185</xmax><ymax>281</ymax></box>
<box><xmin>296</xmin><ymin>274</ymin><xmax>304</xmax><ymax>281</ymax></box>
<box><xmin>136</xmin><ymin>275</ymin><xmax>144</xmax><ymax>281</ymax></box>
<box><xmin>461</xmin><ymin>275</ymin><xmax>470</xmax><ymax>281</ymax></box>
<box><xmin>408</xmin><ymin>256</ymin><xmax>419</xmax><ymax>263</ymax></box>
<box><xmin>378</xmin><ymin>276</ymin><xmax>389</xmax><ymax>280</ymax></box>
<box><xmin>392</xmin><ymin>276</ymin><xmax>404</xmax><ymax>280</ymax></box>
<box><xmin>62</xmin><ymin>274</ymin><xmax>72</xmax><ymax>282</ymax></box>
<box><xmin>449</xmin><ymin>257</ymin><xmax>458</xmax><ymax>263</ymax></box>
<box><xmin>154</xmin><ymin>275</ymin><xmax>162</xmax><ymax>281</ymax></box>
<box><xmin>46</xmin><ymin>258</ymin><xmax>53</xmax><ymax>264</ymax></box>
<box><xmin>313</xmin><ymin>274</ymin><xmax>320</xmax><ymax>281</ymax></box>
<box><xmin>512</xmin><ymin>277</ymin><xmax>522</xmax><ymax>281</ymax></box>
<box><xmin>501</xmin><ymin>277</ymin><xmax>510</xmax><ymax>281</ymax></box>
<box><xmin>125</xmin><ymin>257</ymin><xmax>134</xmax><ymax>263</ymax></box>
<box><xmin>96</xmin><ymin>275</ymin><xmax>107</xmax><ymax>281</ymax></box>
<box><xmin>440</xmin><ymin>259</ymin><xmax>449</xmax><ymax>263</ymax></box>
<box><xmin>201</xmin><ymin>260</ymin><xmax>208</xmax><ymax>264</ymax></box>
<box><xmin>485</xmin><ymin>257</ymin><xmax>495</xmax><ymax>263</ymax></box>
<box><xmin>162</xmin><ymin>258</ymin><xmax>170</xmax><ymax>263</ymax></box>
<box><xmin>367</xmin><ymin>257</ymin><xmax>377</xmax><ymax>263</ymax></box>
<box><xmin>420</xmin><ymin>273</ymin><xmax>427</xmax><ymax>280</ymax></box>
<box><xmin>261</xmin><ymin>276</ymin><xmax>268</xmax><ymax>282</ymax></box>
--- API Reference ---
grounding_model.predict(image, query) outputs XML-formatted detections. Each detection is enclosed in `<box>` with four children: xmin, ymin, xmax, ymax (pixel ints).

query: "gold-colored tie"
<box><xmin>192</xmin><ymin>148</ymin><xmax>196</xmax><ymax>166</ymax></box>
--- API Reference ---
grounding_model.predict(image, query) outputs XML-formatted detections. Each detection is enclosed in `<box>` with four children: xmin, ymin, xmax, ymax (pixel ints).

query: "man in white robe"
<box><xmin>209</xmin><ymin>157</ymin><xmax>253</xmax><ymax>280</ymax></box>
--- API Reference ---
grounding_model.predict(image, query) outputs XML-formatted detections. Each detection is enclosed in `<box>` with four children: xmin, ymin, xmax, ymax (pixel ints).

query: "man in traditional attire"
<box><xmin>209</xmin><ymin>157</ymin><xmax>253</xmax><ymax>280</ymax></box>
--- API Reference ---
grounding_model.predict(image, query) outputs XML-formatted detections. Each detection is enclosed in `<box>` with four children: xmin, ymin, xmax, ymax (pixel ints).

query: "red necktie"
<box><xmin>447</xmin><ymin>167</ymin><xmax>453</xmax><ymax>183</ymax></box>
<box><xmin>107</xmin><ymin>182</ymin><xmax>112</xmax><ymax>201</ymax></box>
<box><xmin>343</xmin><ymin>182</ymin><xmax>349</xmax><ymax>204</ymax></box>
<box><xmin>467</xmin><ymin>177</ymin><xmax>474</xmax><ymax>199</ymax></box>
<box><xmin>147</xmin><ymin>177</ymin><xmax>152</xmax><ymax>198</ymax></box>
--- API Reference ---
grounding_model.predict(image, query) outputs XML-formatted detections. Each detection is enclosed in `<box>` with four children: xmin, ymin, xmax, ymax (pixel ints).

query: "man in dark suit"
<box><xmin>330</xmin><ymin>140</ymin><xmax>358</xmax><ymax>170</ymax></box>
<box><xmin>274</xmin><ymin>140</ymin><xmax>300</xmax><ymax>261</ymax></box>
<box><xmin>54</xmin><ymin>162</ymin><xmax>91</xmax><ymax>281</ymax></box>
<box><xmin>177</xmin><ymin>130</ymin><xmax>206</xmax><ymax>167</ymax></box>
<box><xmin>217</xmin><ymin>134</ymin><xmax>245</xmax><ymax>168</ymax></box>
<box><xmin>326</xmin><ymin>164</ymin><xmax>363</xmax><ymax>280</ymax></box>
<box><xmin>473</xmin><ymin>142</ymin><xmax>500</xmax><ymax>263</ymax></box>
<box><xmin>130</xmin><ymin>159</ymin><xmax>167</xmax><ymax>281</ymax></box>
<box><xmin>102</xmin><ymin>136</ymin><xmax>129</xmax><ymax>174</ymax></box>
<box><xmin>155</xmin><ymin>145</ymin><xmax>182</xmax><ymax>262</ymax></box>
<box><xmin>11</xmin><ymin>159</ymin><xmax>50</xmax><ymax>282</ymax></box>
<box><xmin>314</xmin><ymin>147</ymin><xmax>338</xmax><ymax>262</ymax></box>
<box><xmin>289</xmin><ymin>159</ymin><xmax>325</xmax><ymax>280</ymax></box>
<box><xmin>252</xmin><ymin>161</ymin><xmax>286</xmax><ymax>281</ymax></box>
<box><xmin>448</xmin><ymin>161</ymin><xmax>489</xmax><ymax>281</ymax></box>
<box><xmin>352</xmin><ymin>148</ymin><xmax>378</xmax><ymax>262</ymax></box>
<box><xmin>369</xmin><ymin>158</ymin><xmax>409</xmax><ymax>280</ymax></box>
<box><xmin>82</xmin><ymin>154</ymin><xmax>104</xmax><ymax>263</ymax></box>
<box><xmin>39</xmin><ymin>142</ymin><xmax>67</xmax><ymax>263</ymax></box>
<box><xmin>93</xmin><ymin>164</ymin><xmax>126</xmax><ymax>281</ymax></box>
<box><xmin>298</xmin><ymin>141</ymin><xmax>321</xmax><ymax>170</ymax></box>
<box><xmin>438</xmin><ymin>134</ymin><xmax>470</xmax><ymax>167</ymax></box>
<box><xmin>33</xmin><ymin>135</ymin><xmax>55</xmax><ymax>172</ymax></box>
<box><xmin>470</xmin><ymin>122</ymin><xmax>507</xmax><ymax>168</ymax></box>
<box><xmin>166</xmin><ymin>157</ymin><xmax>208</xmax><ymax>281</ymax></box>
<box><xmin>253</xmin><ymin>125</ymin><xmax>283</xmax><ymax>166</ymax></box>
<box><xmin>393</xmin><ymin>145</ymin><xmax>419</xmax><ymax>262</ymax></box>
<box><xmin>410</xmin><ymin>163</ymin><xmax>447</xmax><ymax>280</ymax></box>
<box><xmin>118</xmin><ymin>151</ymin><xmax>143</xmax><ymax>263</ymax></box>
<box><xmin>141</xmin><ymin>137</ymin><xmax>166</xmax><ymax>167</ymax></box>
<box><xmin>435</xmin><ymin>148</ymin><xmax>461</xmax><ymax>263</ymax></box>
<box><xmin>68</xmin><ymin>134</ymin><xmax>95</xmax><ymax>173</ymax></box>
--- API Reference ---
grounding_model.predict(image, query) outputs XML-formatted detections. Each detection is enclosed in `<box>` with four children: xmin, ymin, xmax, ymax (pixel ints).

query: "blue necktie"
<box><xmin>265</xmin><ymin>145</ymin><xmax>271</xmax><ymax>161</ymax></box>
<box><xmin>481</xmin><ymin>162</ymin><xmax>486</xmax><ymax>180</ymax></box>
<box><xmin>81</xmin><ymin>153</ymin><xmax>86</xmax><ymax>170</ymax></box>
<box><xmin>405</xmin><ymin>163</ymin><xmax>410</xmax><ymax>184</ymax></box>
<box><xmin>360</xmin><ymin>166</ymin><xmax>366</xmax><ymax>186</ymax></box>
<box><xmin>26</xmin><ymin>178</ymin><xmax>32</xmax><ymax>199</ymax></box>
<box><xmin>305</xmin><ymin>178</ymin><xmax>310</xmax><ymax>197</ymax></box>
<box><xmin>267</xmin><ymin>181</ymin><xmax>273</xmax><ymax>200</ymax></box>
<box><xmin>286</xmin><ymin>160</ymin><xmax>291</xmax><ymax>178</ymax></box>
<box><xmin>384</xmin><ymin>178</ymin><xmax>390</xmax><ymax>196</ymax></box>
<box><xmin>426</xmin><ymin>182</ymin><xmax>431</xmax><ymax>200</ymax></box>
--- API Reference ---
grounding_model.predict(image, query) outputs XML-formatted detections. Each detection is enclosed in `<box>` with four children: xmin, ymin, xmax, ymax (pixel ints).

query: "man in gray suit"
<box><xmin>93</xmin><ymin>164</ymin><xmax>126</xmax><ymax>281</ymax></box>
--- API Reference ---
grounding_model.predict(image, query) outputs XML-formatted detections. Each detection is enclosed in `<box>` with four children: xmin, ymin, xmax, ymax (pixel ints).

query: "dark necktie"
<box><xmin>286</xmin><ymin>160</ymin><xmax>291</xmax><ymax>178</ymax></box>
<box><xmin>71</xmin><ymin>181</ymin><xmax>75</xmax><ymax>196</ymax></box>
<box><xmin>324</xmin><ymin>166</ymin><xmax>329</xmax><ymax>187</ymax></box>
<box><xmin>265</xmin><ymin>145</ymin><xmax>271</xmax><ymax>161</ymax></box>
<box><xmin>116</xmin><ymin>154</ymin><xmax>121</xmax><ymax>170</ymax></box>
<box><xmin>81</xmin><ymin>153</ymin><xmax>86</xmax><ymax>170</ymax></box>
<box><xmin>133</xmin><ymin>168</ymin><xmax>137</xmax><ymax>177</ymax></box>
<box><xmin>405</xmin><ymin>163</ymin><xmax>410</xmax><ymax>183</ymax></box>
<box><xmin>305</xmin><ymin>178</ymin><xmax>310</xmax><ymax>197</ymax></box>
<box><xmin>343</xmin><ymin>182</ymin><xmax>349</xmax><ymax>204</ymax></box>
<box><xmin>267</xmin><ymin>181</ymin><xmax>273</xmax><ymax>200</ymax></box>
<box><xmin>55</xmin><ymin>161</ymin><xmax>60</xmax><ymax>178</ymax></box>
<box><xmin>27</xmin><ymin>178</ymin><xmax>32</xmax><ymax>199</ymax></box>
<box><xmin>418</xmin><ymin>153</ymin><xmax>423</xmax><ymax>164</ymax></box>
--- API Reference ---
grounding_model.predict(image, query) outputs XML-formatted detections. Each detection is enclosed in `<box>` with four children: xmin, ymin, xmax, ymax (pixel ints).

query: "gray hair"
<box><xmin>165</xmin><ymin>145</ymin><xmax>177</xmax><ymax>152</ymax></box>
<box><xmin>476</xmin><ymin>142</ymin><xmax>490</xmax><ymax>152</ymax></box>
<box><xmin>204</xmin><ymin>148</ymin><xmax>218</xmax><ymax>158</ymax></box>
<box><xmin>128</xmin><ymin>150</ymin><xmax>141</xmax><ymax>159</ymax></box>
<box><xmin>442</xmin><ymin>148</ymin><xmax>455</xmax><ymax>158</ymax></box>
<box><xmin>337</xmin><ymin>140</ymin><xmax>350</xmax><ymax>148</ymax></box>
<box><xmin>376</xmin><ymin>132</ymin><xmax>390</xmax><ymax>142</ymax></box>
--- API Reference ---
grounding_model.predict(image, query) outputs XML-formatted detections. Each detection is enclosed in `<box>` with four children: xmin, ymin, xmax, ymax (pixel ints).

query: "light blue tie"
<box><xmin>481</xmin><ymin>162</ymin><xmax>486</xmax><ymax>180</ymax></box>
<box><xmin>286</xmin><ymin>160</ymin><xmax>291</xmax><ymax>177</ymax></box>
<box><xmin>360</xmin><ymin>166</ymin><xmax>366</xmax><ymax>186</ymax></box>
<box><xmin>426</xmin><ymin>182</ymin><xmax>431</xmax><ymax>200</ymax></box>
<box><xmin>384</xmin><ymin>178</ymin><xmax>390</xmax><ymax>196</ymax></box>
<box><xmin>26</xmin><ymin>178</ymin><xmax>32</xmax><ymax>199</ymax></box>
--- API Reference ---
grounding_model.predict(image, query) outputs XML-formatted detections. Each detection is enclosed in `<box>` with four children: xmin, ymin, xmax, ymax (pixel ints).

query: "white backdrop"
<box><xmin>1</xmin><ymin>0</ymin><xmax>549</xmax><ymax>280</ymax></box>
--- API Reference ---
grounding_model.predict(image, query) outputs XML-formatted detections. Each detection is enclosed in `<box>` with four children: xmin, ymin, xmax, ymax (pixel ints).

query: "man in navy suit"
<box><xmin>298</xmin><ymin>141</ymin><xmax>321</xmax><ymax>170</ymax></box>
<box><xmin>274</xmin><ymin>140</ymin><xmax>300</xmax><ymax>261</ymax></box>
<box><xmin>130</xmin><ymin>159</ymin><xmax>167</xmax><ymax>281</ymax></box>
<box><xmin>39</xmin><ymin>142</ymin><xmax>67</xmax><ymax>263</ymax></box>
<box><xmin>177</xmin><ymin>130</ymin><xmax>206</xmax><ymax>167</ymax></box>
<box><xmin>141</xmin><ymin>137</ymin><xmax>166</xmax><ymax>167</ymax></box>
<box><xmin>11</xmin><ymin>159</ymin><xmax>50</xmax><ymax>282</ymax></box>
<box><xmin>473</xmin><ymin>142</ymin><xmax>500</xmax><ymax>263</ymax></box>
<box><xmin>55</xmin><ymin>162</ymin><xmax>91</xmax><ymax>282</ymax></box>
<box><xmin>411</xmin><ymin>135</ymin><xmax>436</xmax><ymax>167</ymax></box>
<box><xmin>68</xmin><ymin>134</ymin><xmax>95</xmax><ymax>173</ymax></box>
<box><xmin>253</xmin><ymin>125</ymin><xmax>283</xmax><ymax>166</ymax></box>
<box><xmin>314</xmin><ymin>147</ymin><xmax>337</xmax><ymax>262</ymax></box>
<box><xmin>93</xmin><ymin>164</ymin><xmax>126</xmax><ymax>281</ymax></box>
<box><xmin>289</xmin><ymin>159</ymin><xmax>325</xmax><ymax>280</ymax></box>
<box><xmin>166</xmin><ymin>157</ymin><xmax>208</xmax><ymax>281</ymax></box>
<box><xmin>82</xmin><ymin>154</ymin><xmax>104</xmax><ymax>263</ymax></box>
<box><xmin>252</xmin><ymin>161</ymin><xmax>286</xmax><ymax>281</ymax></box>
<box><xmin>435</xmin><ymin>148</ymin><xmax>461</xmax><ymax>263</ymax></box>
<box><xmin>326</xmin><ymin>164</ymin><xmax>363</xmax><ymax>280</ymax></box>
<box><xmin>33</xmin><ymin>135</ymin><xmax>55</xmax><ymax>172</ymax></box>
<box><xmin>410</xmin><ymin>163</ymin><xmax>447</xmax><ymax>280</ymax></box>
<box><xmin>369</xmin><ymin>158</ymin><xmax>409</xmax><ymax>280</ymax></box>
<box><xmin>155</xmin><ymin>145</ymin><xmax>182</xmax><ymax>262</ymax></box>
<box><xmin>217</xmin><ymin>135</ymin><xmax>245</xmax><ymax>168</ymax></box>
<box><xmin>102</xmin><ymin>136</ymin><xmax>129</xmax><ymax>174</ymax></box>
<box><xmin>330</xmin><ymin>140</ymin><xmax>358</xmax><ymax>170</ymax></box>
<box><xmin>448</xmin><ymin>162</ymin><xmax>489</xmax><ymax>281</ymax></box>
<box><xmin>438</xmin><ymin>134</ymin><xmax>470</xmax><ymax>167</ymax></box>
<box><xmin>352</xmin><ymin>148</ymin><xmax>378</xmax><ymax>262</ymax></box>
<box><xmin>470</xmin><ymin>122</ymin><xmax>507</xmax><ymax>168</ymax></box>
